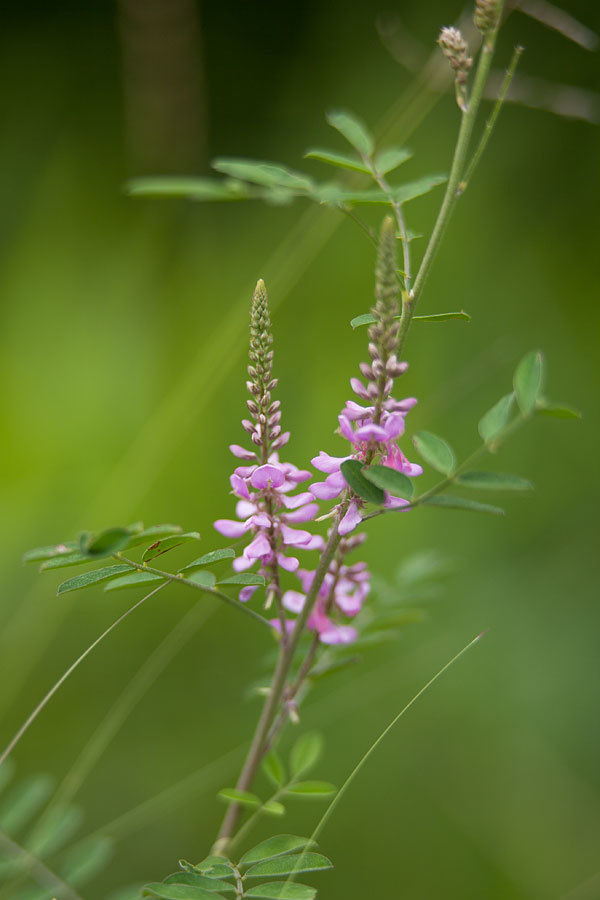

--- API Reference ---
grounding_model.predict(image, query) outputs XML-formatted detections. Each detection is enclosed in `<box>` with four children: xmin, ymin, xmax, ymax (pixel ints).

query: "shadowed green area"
<box><xmin>0</xmin><ymin>2</ymin><xmax>599</xmax><ymax>899</ymax></box>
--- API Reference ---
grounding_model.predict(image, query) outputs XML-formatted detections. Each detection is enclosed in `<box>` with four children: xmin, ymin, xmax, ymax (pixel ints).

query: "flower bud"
<box><xmin>474</xmin><ymin>0</ymin><xmax>500</xmax><ymax>35</ymax></box>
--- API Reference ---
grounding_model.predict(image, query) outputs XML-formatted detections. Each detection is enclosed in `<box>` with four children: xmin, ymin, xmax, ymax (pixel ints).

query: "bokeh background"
<box><xmin>1</xmin><ymin>1</ymin><xmax>599</xmax><ymax>898</ymax></box>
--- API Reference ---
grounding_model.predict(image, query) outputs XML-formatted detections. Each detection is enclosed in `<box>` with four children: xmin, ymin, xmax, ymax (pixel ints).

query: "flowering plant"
<box><xmin>0</xmin><ymin>1</ymin><xmax>585</xmax><ymax>898</ymax></box>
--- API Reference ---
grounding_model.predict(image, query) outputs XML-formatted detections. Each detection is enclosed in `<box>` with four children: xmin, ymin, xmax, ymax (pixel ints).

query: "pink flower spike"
<box><xmin>303</xmin><ymin>534</ymin><xmax>326</xmax><ymax>551</ymax></box>
<box><xmin>230</xmin><ymin>444</ymin><xmax>256</xmax><ymax>460</ymax></box>
<box><xmin>281</xmin><ymin>491</ymin><xmax>314</xmax><ymax>509</ymax></box>
<box><xmin>233</xmin><ymin>554</ymin><xmax>256</xmax><ymax>572</ymax></box>
<box><xmin>383</xmin><ymin>413</ymin><xmax>405</xmax><ymax>440</ymax></box>
<box><xmin>354</xmin><ymin>423</ymin><xmax>388</xmax><ymax>442</ymax></box>
<box><xmin>251</xmin><ymin>464</ymin><xmax>286</xmax><ymax>490</ymax></box>
<box><xmin>350</xmin><ymin>377</ymin><xmax>370</xmax><ymax>400</ymax></box>
<box><xmin>384</xmin><ymin>495</ymin><xmax>411</xmax><ymax>509</ymax></box>
<box><xmin>338</xmin><ymin>414</ymin><xmax>356</xmax><ymax>443</ymax></box>
<box><xmin>335</xmin><ymin>591</ymin><xmax>363</xmax><ymax>616</ymax></box>
<box><xmin>339</xmin><ymin>501</ymin><xmax>362</xmax><ymax>536</ymax></box>
<box><xmin>248</xmin><ymin>512</ymin><xmax>271</xmax><ymax>529</ymax></box>
<box><xmin>283</xmin><ymin>503</ymin><xmax>319</xmax><ymax>523</ymax></box>
<box><xmin>235</xmin><ymin>499</ymin><xmax>256</xmax><ymax>519</ymax></box>
<box><xmin>344</xmin><ymin>400</ymin><xmax>372</xmax><ymax>421</ymax></box>
<box><xmin>214</xmin><ymin>519</ymin><xmax>250</xmax><ymax>538</ymax></box>
<box><xmin>245</xmin><ymin>532</ymin><xmax>271</xmax><ymax>559</ymax></box>
<box><xmin>310</xmin><ymin>479</ymin><xmax>344</xmax><ymax>501</ymax></box>
<box><xmin>319</xmin><ymin>624</ymin><xmax>358</xmax><ymax>645</ymax></box>
<box><xmin>239</xmin><ymin>585</ymin><xmax>259</xmax><ymax>602</ymax></box>
<box><xmin>230</xmin><ymin>473</ymin><xmax>250</xmax><ymax>499</ymax></box>
<box><xmin>278</xmin><ymin>553</ymin><xmax>299</xmax><ymax>572</ymax></box>
<box><xmin>234</xmin><ymin>464</ymin><xmax>258</xmax><ymax>478</ymax></box>
<box><xmin>280</xmin><ymin>524</ymin><xmax>313</xmax><ymax>546</ymax></box>
<box><xmin>282</xmin><ymin>590</ymin><xmax>305</xmax><ymax>613</ymax></box>
<box><xmin>311</xmin><ymin>451</ymin><xmax>349</xmax><ymax>474</ymax></box>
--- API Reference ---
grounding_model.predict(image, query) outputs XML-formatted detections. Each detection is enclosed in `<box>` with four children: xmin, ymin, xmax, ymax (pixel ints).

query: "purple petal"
<box><xmin>230</xmin><ymin>473</ymin><xmax>250</xmax><ymax>499</ymax></box>
<box><xmin>301</xmin><ymin>534</ymin><xmax>326</xmax><ymax>551</ymax></box>
<box><xmin>338</xmin><ymin>501</ymin><xmax>362</xmax><ymax>536</ymax></box>
<box><xmin>338</xmin><ymin>414</ymin><xmax>357</xmax><ymax>443</ymax></box>
<box><xmin>350</xmin><ymin>377</ymin><xmax>370</xmax><ymax>400</ymax></box>
<box><xmin>319</xmin><ymin>624</ymin><xmax>358</xmax><ymax>645</ymax></box>
<box><xmin>214</xmin><ymin>519</ymin><xmax>250</xmax><ymax>538</ymax></box>
<box><xmin>277</xmin><ymin>553</ymin><xmax>299</xmax><ymax>572</ymax></box>
<box><xmin>248</xmin><ymin>512</ymin><xmax>271</xmax><ymax>529</ymax></box>
<box><xmin>280</xmin><ymin>491</ymin><xmax>314</xmax><ymax>509</ymax></box>
<box><xmin>384</xmin><ymin>495</ymin><xmax>411</xmax><ymax>509</ymax></box>
<box><xmin>270</xmin><ymin>617</ymin><xmax>295</xmax><ymax>635</ymax></box>
<box><xmin>354</xmin><ymin>423</ymin><xmax>388</xmax><ymax>442</ymax></box>
<box><xmin>245</xmin><ymin>532</ymin><xmax>272</xmax><ymax>559</ymax></box>
<box><xmin>251</xmin><ymin>464</ymin><xmax>286</xmax><ymax>489</ymax></box>
<box><xmin>283</xmin><ymin>503</ymin><xmax>319</xmax><ymax>523</ymax></box>
<box><xmin>230</xmin><ymin>444</ymin><xmax>256</xmax><ymax>460</ymax></box>
<box><xmin>239</xmin><ymin>585</ymin><xmax>259</xmax><ymax>602</ymax></box>
<box><xmin>280</xmin><ymin>524</ymin><xmax>312</xmax><ymax>546</ymax></box>
<box><xmin>344</xmin><ymin>400</ymin><xmax>373</xmax><ymax>421</ymax></box>
<box><xmin>383</xmin><ymin>412</ymin><xmax>405</xmax><ymax>440</ymax></box>
<box><xmin>233</xmin><ymin>554</ymin><xmax>256</xmax><ymax>572</ymax></box>
<box><xmin>334</xmin><ymin>590</ymin><xmax>363</xmax><ymax>616</ymax></box>
<box><xmin>234</xmin><ymin>464</ymin><xmax>257</xmax><ymax>478</ymax></box>
<box><xmin>310</xmin><ymin>480</ymin><xmax>343</xmax><ymax>501</ymax></box>
<box><xmin>282</xmin><ymin>590</ymin><xmax>305</xmax><ymax>613</ymax></box>
<box><xmin>311</xmin><ymin>451</ymin><xmax>349</xmax><ymax>474</ymax></box>
<box><xmin>235</xmin><ymin>499</ymin><xmax>256</xmax><ymax>519</ymax></box>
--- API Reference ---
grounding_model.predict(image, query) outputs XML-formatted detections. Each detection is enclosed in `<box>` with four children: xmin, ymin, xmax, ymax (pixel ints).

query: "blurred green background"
<box><xmin>0</xmin><ymin>1</ymin><xmax>599</xmax><ymax>898</ymax></box>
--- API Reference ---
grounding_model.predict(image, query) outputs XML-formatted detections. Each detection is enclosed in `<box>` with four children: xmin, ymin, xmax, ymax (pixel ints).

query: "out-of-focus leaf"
<box><xmin>262</xmin><ymin>800</ymin><xmax>286</xmax><ymax>817</ymax></box>
<box><xmin>350</xmin><ymin>310</ymin><xmax>470</xmax><ymax>329</ymax></box>
<box><xmin>23</xmin><ymin>541</ymin><xmax>79</xmax><ymax>564</ymax></box>
<box><xmin>143</xmin><ymin>884</ymin><xmax>224</xmax><ymax>900</ymax></box>
<box><xmin>245</xmin><ymin>853</ymin><xmax>332</xmax><ymax>878</ymax></box>
<box><xmin>128</xmin><ymin>176</ymin><xmax>249</xmax><ymax>202</ymax></box>
<box><xmin>239</xmin><ymin>835</ymin><xmax>314</xmax><ymax>866</ymax></box>
<box><xmin>56</xmin><ymin>565</ymin><xmax>131</xmax><ymax>595</ymax></box>
<box><xmin>41</xmin><ymin>551</ymin><xmax>95</xmax><ymax>571</ymax></box>
<box><xmin>326</xmin><ymin>109</ymin><xmax>374</xmax><ymax>156</ymax></box>
<box><xmin>363</xmin><ymin>465</ymin><xmax>414</xmax><ymax>500</ymax></box>
<box><xmin>25</xmin><ymin>802</ymin><xmax>83</xmax><ymax>857</ymax></box>
<box><xmin>456</xmin><ymin>472</ymin><xmax>534</xmax><ymax>491</ymax></box>
<box><xmin>59</xmin><ymin>836</ymin><xmax>113</xmax><ymax>887</ymax></box>
<box><xmin>81</xmin><ymin>527</ymin><xmax>133</xmax><ymax>558</ymax></box>
<box><xmin>125</xmin><ymin>525</ymin><xmax>183</xmax><ymax>548</ymax></box>
<box><xmin>478</xmin><ymin>393</ymin><xmax>515</xmax><ymax>444</ymax></box>
<box><xmin>413</xmin><ymin>431</ymin><xmax>456</xmax><ymax>475</ymax></box>
<box><xmin>514</xmin><ymin>350</ymin><xmax>544</xmax><ymax>415</ymax></box>
<box><xmin>375</xmin><ymin>146</ymin><xmax>412</xmax><ymax>174</ymax></box>
<box><xmin>285</xmin><ymin>782</ymin><xmax>336</xmax><ymax>797</ymax></box>
<box><xmin>142</xmin><ymin>533</ymin><xmax>201</xmax><ymax>562</ymax></box>
<box><xmin>192</xmin><ymin>857</ymin><xmax>234</xmax><ymax>880</ymax></box>
<box><xmin>217</xmin><ymin>788</ymin><xmax>261</xmax><ymax>808</ymax></box>
<box><xmin>186</xmin><ymin>570</ymin><xmax>217</xmax><ymax>588</ymax></box>
<box><xmin>322</xmin><ymin>174</ymin><xmax>446</xmax><ymax>206</ymax></box>
<box><xmin>262</xmin><ymin>750</ymin><xmax>285</xmax><ymax>787</ymax></box>
<box><xmin>163</xmin><ymin>872</ymin><xmax>234</xmax><ymax>893</ymax></box>
<box><xmin>211</xmin><ymin>159</ymin><xmax>313</xmax><ymax>192</ymax></box>
<box><xmin>536</xmin><ymin>400</ymin><xmax>581</xmax><ymax>419</ymax></box>
<box><xmin>421</xmin><ymin>496</ymin><xmax>504</xmax><ymax>515</ymax></box>
<box><xmin>0</xmin><ymin>775</ymin><xmax>54</xmax><ymax>834</ymax></box>
<box><xmin>289</xmin><ymin>733</ymin><xmax>323</xmax><ymax>778</ymax></box>
<box><xmin>245</xmin><ymin>883</ymin><xmax>316</xmax><ymax>900</ymax></box>
<box><xmin>304</xmin><ymin>148</ymin><xmax>369</xmax><ymax>173</ymax></box>
<box><xmin>104</xmin><ymin>571</ymin><xmax>164</xmax><ymax>591</ymax></box>
<box><xmin>180</xmin><ymin>549</ymin><xmax>235</xmax><ymax>572</ymax></box>
<box><xmin>308</xmin><ymin>656</ymin><xmax>360</xmax><ymax>680</ymax></box>
<box><xmin>217</xmin><ymin>574</ymin><xmax>265</xmax><ymax>587</ymax></box>
<box><xmin>340</xmin><ymin>460</ymin><xmax>385</xmax><ymax>505</ymax></box>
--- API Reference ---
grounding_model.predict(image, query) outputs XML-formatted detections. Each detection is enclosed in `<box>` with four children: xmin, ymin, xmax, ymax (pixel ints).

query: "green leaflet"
<box><xmin>317</xmin><ymin>174</ymin><xmax>446</xmax><ymax>207</ymax></box>
<box><xmin>217</xmin><ymin>574</ymin><xmax>266</xmax><ymax>587</ymax></box>
<box><xmin>536</xmin><ymin>400</ymin><xmax>581</xmax><ymax>419</ymax></box>
<box><xmin>478</xmin><ymin>393</ymin><xmax>515</xmax><ymax>444</ymax></box>
<box><xmin>514</xmin><ymin>350</ymin><xmax>544</xmax><ymax>415</ymax></box>
<box><xmin>180</xmin><ymin>549</ymin><xmax>235</xmax><ymax>572</ymax></box>
<box><xmin>340</xmin><ymin>460</ymin><xmax>385</xmax><ymax>505</ymax></box>
<box><xmin>186</xmin><ymin>570</ymin><xmax>217</xmax><ymax>588</ymax></box>
<box><xmin>239</xmin><ymin>835</ymin><xmax>314</xmax><ymax>867</ymax></box>
<box><xmin>22</xmin><ymin>541</ymin><xmax>79</xmax><ymax>564</ymax></box>
<box><xmin>285</xmin><ymin>782</ymin><xmax>336</xmax><ymax>797</ymax></box>
<box><xmin>217</xmin><ymin>788</ymin><xmax>261</xmax><ymax>808</ymax></box>
<box><xmin>375</xmin><ymin>146</ymin><xmax>412</xmax><ymax>174</ymax></box>
<box><xmin>456</xmin><ymin>471</ymin><xmax>534</xmax><ymax>491</ymax></box>
<box><xmin>326</xmin><ymin>109</ymin><xmax>374</xmax><ymax>156</ymax></box>
<box><xmin>350</xmin><ymin>310</ymin><xmax>470</xmax><ymax>329</ymax></box>
<box><xmin>211</xmin><ymin>159</ymin><xmax>314</xmax><ymax>192</ymax></box>
<box><xmin>289</xmin><ymin>733</ymin><xmax>323</xmax><ymax>778</ymax></box>
<box><xmin>303</xmin><ymin>148</ymin><xmax>369</xmax><ymax>174</ymax></box>
<box><xmin>142</xmin><ymin>533</ymin><xmax>201</xmax><ymax>562</ymax></box>
<box><xmin>25</xmin><ymin>801</ymin><xmax>83</xmax><ymax>857</ymax></box>
<box><xmin>104</xmin><ymin>571</ymin><xmax>165</xmax><ymax>592</ymax></box>
<box><xmin>163</xmin><ymin>872</ymin><xmax>234</xmax><ymax>893</ymax></box>
<box><xmin>125</xmin><ymin>525</ymin><xmax>184</xmax><ymax>548</ymax></box>
<box><xmin>59</xmin><ymin>835</ymin><xmax>113</xmax><ymax>887</ymax></box>
<box><xmin>421</xmin><ymin>496</ymin><xmax>504</xmax><ymax>515</ymax></box>
<box><xmin>143</xmin><ymin>885</ymin><xmax>226</xmax><ymax>900</ymax></box>
<box><xmin>244</xmin><ymin>884</ymin><xmax>316</xmax><ymax>900</ymax></box>
<box><xmin>412</xmin><ymin>431</ymin><xmax>456</xmax><ymax>476</ymax></box>
<box><xmin>80</xmin><ymin>527</ymin><xmax>132</xmax><ymax>557</ymax></box>
<box><xmin>245</xmin><ymin>853</ymin><xmax>332</xmax><ymax>878</ymax></box>
<box><xmin>127</xmin><ymin>176</ymin><xmax>250</xmax><ymax>201</ymax></box>
<box><xmin>56</xmin><ymin>565</ymin><xmax>131</xmax><ymax>595</ymax></box>
<box><xmin>363</xmin><ymin>465</ymin><xmax>414</xmax><ymax>500</ymax></box>
<box><xmin>262</xmin><ymin>750</ymin><xmax>286</xmax><ymax>787</ymax></box>
<box><xmin>0</xmin><ymin>774</ymin><xmax>54</xmax><ymax>834</ymax></box>
<box><xmin>262</xmin><ymin>800</ymin><xmax>286</xmax><ymax>816</ymax></box>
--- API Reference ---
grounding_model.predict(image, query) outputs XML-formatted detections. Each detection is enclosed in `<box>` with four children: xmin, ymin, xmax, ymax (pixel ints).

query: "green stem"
<box><xmin>399</xmin><ymin>7</ymin><xmax>504</xmax><ymax>358</ymax></box>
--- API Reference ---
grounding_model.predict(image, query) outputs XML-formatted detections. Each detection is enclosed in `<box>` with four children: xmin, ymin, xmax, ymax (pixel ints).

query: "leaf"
<box><xmin>289</xmin><ymin>733</ymin><xmax>323</xmax><ymax>778</ymax></box>
<box><xmin>285</xmin><ymin>781</ymin><xmax>336</xmax><ymax>797</ymax></box>
<box><xmin>192</xmin><ymin>858</ymin><xmax>235</xmax><ymax>880</ymax></box>
<box><xmin>211</xmin><ymin>159</ymin><xmax>313</xmax><ymax>192</ymax></box>
<box><xmin>81</xmin><ymin>527</ymin><xmax>133</xmax><ymax>558</ymax></box>
<box><xmin>25</xmin><ymin>802</ymin><xmax>83</xmax><ymax>857</ymax></box>
<box><xmin>104</xmin><ymin>571</ymin><xmax>165</xmax><ymax>591</ymax></box>
<box><xmin>142</xmin><ymin>533</ymin><xmax>201</xmax><ymax>562</ymax></box>
<box><xmin>262</xmin><ymin>800</ymin><xmax>286</xmax><ymax>816</ymax></box>
<box><xmin>392</xmin><ymin>175</ymin><xmax>447</xmax><ymax>204</ymax></box>
<box><xmin>245</xmin><ymin>853</ymin><xmax>333</xmax><ymax>878</ymax></box>
<box><xmin>217</xmin><ymin>788</ymin><xmax>261</xmax><ymax>808</ymax></box>
<box><xmin>23</xmin><ymin>541</ymin><xmax>79</xmax><ymax>564</ymax></box>
<box><xmin>126</xmin><ymin>525</ymin><xmax>184</xmax><ymax>548</ymax></box>
<box><xmin>180</xmin><ymin>549</ymin><xmax>235</xmax><ymax>572</ymax></box>
<box><xmin>326</xmin><ymin>109</ymin><xmax>374</xmax><ymax>156</ymax></box>
<box><xmin>514</xmin><ymin>350</ymin><xmax>544</xmax><ymax>415</ymax></box>
<box><xmin>325</xmin><ymin>175</ymin><xmax>446</xmax><ymax>207</ymax></box>
<box><xmin>217</xmin><ymin>574</ymin><xmax>266</xmax><ymax>587</ymax></box>
<box><xmin>303</xmin><ymin>148</ymin><xmax>369</xmax><ymax>174</ymax></box>
<box><xmin>340</xmin><ymin>459</ymin><xmax>385</xmax><ymax>505</ymax></box>
<box><xmin>350</xmin><ymin>310</ymin><xmax>470</xmax><ymax>329</ymax></box>
<box><xmin>41</xmin><ymin>550</ymin><xmax>96</xmax><ymax>571</ymax></box>
<box><xmin>421</xmin><ymin>496</ymin><xmax>504</xmax><ymax>515</ymax></box>
<box><xmin>143</xmin><ymin>885</ymin><xmax>224</xmax><ymax>900</ymax></box>
<box><xmin>478</xmin><ymin>393</ymin><xmax>515</xmax><ymax>444</ymax></box>
<box><xmin>536</xmin><ymin>401</ymin><xmax>581</xmax><ymax>419</ymax></box>
<box><xmin>412</xmin><ymin>431</ymin><xmax>456</xmax><ymax>476</ymax></box>
<box><xmin>363</xmin><ymin>465</ymin><xmax>414</xmax><ymax>500</ymax></box>
<box><xmin>163</xmin><ymin>873</ymin><xmax>234</xmax><ymax>893</ymax></box>
<box><xmin>56</xmin><ymin>565</ymin><xmax>131</xmax><ymax>595</ymax></box>
<box><xmin>186</xmin><ymin>570</ymin><xmax>217</xmax><ymax>588</ymax></box>
<box><xmin>456</xmin><ymin>472</ymin><xmax>534</xmax><ymax>491</ymax></box>
<box><xmin>240</xmin><ymin>835</ymin><xmax>314</xmax><ymax>866</ymax></box>
<box><xmin>0</xmin><ymin>775</ymin><xmax>54</xmax><ymax>834</ymax></box>
<box><xmin>262</xmin><ymin>750</ymin><xmax>286</xmax><ymax>787</ymax></box>
<box><xmin>245</xmin><ymin>884</ymin><xmax>316</xmax><ymax>900</ymax></box>
<box><xmin>59</xmin><ymin>836</ymin><xmax>113</xmax><ymax>887</ymax></box>
<box><xmin>128</xmin><ymin>176</ymin><xmax>250</xmax><ymax>202</ymax></box>
<box><xmin>308</xmin><ymin>655</ymin><xmax>360</xmax><ymax>680</ymax></box>
<box><xmin>375</xmin><ymin>146</ymin><xmax>412</xmax><ymax>174</ymax></box>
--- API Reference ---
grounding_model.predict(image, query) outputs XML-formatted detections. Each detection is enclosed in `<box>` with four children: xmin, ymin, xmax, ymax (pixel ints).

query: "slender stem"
<box><xmin>0</xmin><ymin>583</ymin><xmax>167</xmax><ymax>769</ymax></box>
<box><xmin>115</xmin><ymin>554</ymin><xmax>273</xmax><ymax>630</ymax></box>
<box><xmin>212</xmin><ymin>524</ymin><xmax>342</xmax><ymax>854</ymax></box>
<box><xmin>365</xmin><ymin>157</ymin><xmax>412</xmax><ymax>292</ymax></box>
<box><xmin>400</xmin><ymin>6</ymin><xmax>504</xmax><ymax>359</ymax></box>
<box><xmin>0</xmin><ymin>831</ymin><xmax>83</xmax><ymax>900</ymax></box>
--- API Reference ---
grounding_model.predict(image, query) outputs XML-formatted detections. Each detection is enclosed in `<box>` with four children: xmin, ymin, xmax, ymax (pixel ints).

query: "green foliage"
<box><xmin>303</xmin><ymin>149</ymin><xmax>370</xmax><ymax>174</ymax></box>
<box><xmin>289</xmin><ymin>733</ymin><xmax>323</xmax><ymax>778</ymax></box>
<box><xmin>412</xmin><ymin>431</ymin><xmax>456</xmax><ymax>476</ymax></box>
<box><xmin>56</xmin><ymin>565</ymin><xmax>131</xmax><ymax>595</ymax></box>
<box><xmin>142</xmin><ymin>533</ymin><xmax>201</xmax><ymax>562</ymax></box>
<box><xmin>478</xmin><ymin>393</ymin><xmax>515</xmax><ymax>445</ymax></box>
<box><xmin>217</xmin><ymin>574</ymin><xmax>266</xmax><ymax>587</ymax></box>
<box><xmin>80</xmin><ymin>527</ymin><xmax>133</xmax><ymax>557</ymax></box>
<box><xmin>262</xmin><ymin>751</ymin><xmax>286</xmax><ymax>788</ymax></box>
<box><xmin>180</xmin><ymin>549</ymin><xmax>235</xmax><ymax>572</ymax></box>
<box><xmin>514</xmin><ymin>350</ymin><xmax>544</xmax><ymax>415</ymax></box>
<box><xmin>340</xmin><ymin>460</ymin><xmax>385</xmax><ymax>505</ymax></box>
<box><xmin>375</xmin><ymin>146</ymin><xmax>413</xmax><ymax>174</ymax></box>
<box><xmin>217</xmin><ymin>789</ymin><xmax>261</xmax><ymax>809</ymax></box>
<box><xmin>285</xmin><ymin>783</ymin><xmax>336</xmax><ymax>798</ymax></box>
<box><xmin>239</xmin><ymin>836</ymin><xmax>313</xmax><ymax>866</ymax></box>
<box><xmin>456</xmin><ymin>471</ymin><xmax>533</xmax><ymax>491</ymax></box>
<box><xmin>0</xmin><ymin>775</ymin><xmax>54</xmax><ymax>834</ymax></box>
<box><xmin>350</xmin><ymin>310</ymin><xmax>470</xmax><ymax>329</ymax></box>
<box><xmin>325</xmin><ymin>109</ymin><xmax>374</xmax><ymax>156</ymax></box>
<box><xmin>244</xmin><ymin>853</ymin><xmax>332</xmax><ymax>878</ymax></box>
<box><xmin>104</xmin><ymin>571</ymin><xmax>165</xmax><ymax>592</ymax></box>
<box><xmin>363</xmin><ymin>465</ymin><xmax>414</xmax><ymax>500</ymax></box>
<box><xmin>421</xmin><ymin>496</ymin><xmax>505</xmax><ymax>515</ymax></box>
<box><xmin>245</xmin><ymin>884</ymin><xmax>315</xmax><ymax>899</ymax></box>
